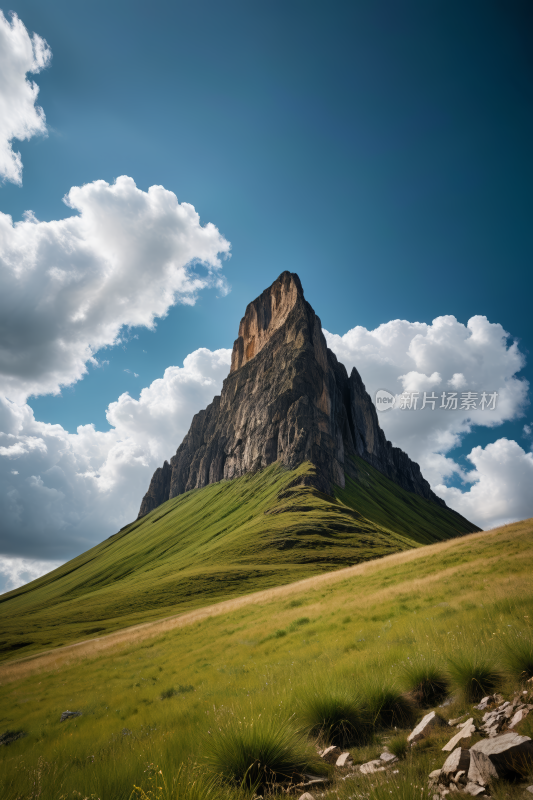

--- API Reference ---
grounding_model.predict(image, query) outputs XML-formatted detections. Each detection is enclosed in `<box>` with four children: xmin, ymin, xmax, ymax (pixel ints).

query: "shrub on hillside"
<box><xmin>205</xmin><ymin>716</ymin><xmax>320</xmax><ymax>789</ymax></box>
<box><xmin>400</xmin><ymin>661</ymin><xmax>449</xmax><ymax>707</ymax></box>
<box><xmin>364</xmin><ymin>684</ymin><xmax>415</xmax><ymax>729</ymax></box>
<box><xmin>447</xmin><ymin>655</ymin><xmax>503</xmax><ymax>702</ymax></box>
<box><xmin>501</xmin><ymin>633</ymin><xmax>533</xmax><ymax>683</ymax></box>
<box><xmin>298</xmin><ymin>685</ymin><xmax>370</xmax><ymax>746</ymax></box>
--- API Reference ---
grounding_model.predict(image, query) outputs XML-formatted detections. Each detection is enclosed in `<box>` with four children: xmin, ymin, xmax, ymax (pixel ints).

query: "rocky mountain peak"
<box><xmin>230</xmin><ymin>271</ymin><xmax>304</xmax><ymax>373</ymax></box>
<box><xmin>137</xmin><ymin>272</ymin><xmax>449</xmax><ymax>518</ymax></box>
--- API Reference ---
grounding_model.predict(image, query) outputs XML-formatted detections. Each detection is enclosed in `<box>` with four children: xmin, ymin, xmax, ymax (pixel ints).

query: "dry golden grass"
<box><xmin>1</xmin><ymin>519</ymin><xmax>529</xmax><ymax>686</ymax></box>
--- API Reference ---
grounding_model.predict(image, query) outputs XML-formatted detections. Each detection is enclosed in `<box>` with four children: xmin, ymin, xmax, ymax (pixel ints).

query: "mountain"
<box><xmin>139</xmin><ymin>271</ymin><xmax>449</xmax><ymax>517</ymax></box>
<box><xmin>0</xmin><ymin>273</ymin><xmax>478</xmax><ymax>663</ymax></box>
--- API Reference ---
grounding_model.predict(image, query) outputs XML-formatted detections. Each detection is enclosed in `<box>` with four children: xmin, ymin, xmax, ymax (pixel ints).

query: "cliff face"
<box><xmin>138</xmin><ymin>271</ymin><xmax>445</xmax><ymax>518</ymax></box>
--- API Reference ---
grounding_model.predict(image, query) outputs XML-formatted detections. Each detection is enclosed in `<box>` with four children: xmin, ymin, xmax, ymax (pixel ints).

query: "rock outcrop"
<box><xmin>138</xmin><ymin>272</ymin><xmax>461</xmax><ymax>518</ymax></box>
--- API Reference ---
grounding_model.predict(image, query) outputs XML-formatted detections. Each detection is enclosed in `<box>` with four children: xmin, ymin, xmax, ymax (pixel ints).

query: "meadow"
<box><xmin>0</xmin><ymin>516</ymin><xmax>532</xmax><ymax>800</ymax></box>
<box><xmin>0</xmin><ymin>459</ymin><xmax>474</xmax><ymax>661</ymax></box>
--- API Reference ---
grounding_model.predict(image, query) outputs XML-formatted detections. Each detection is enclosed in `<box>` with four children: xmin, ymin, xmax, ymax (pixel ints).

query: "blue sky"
<box><xmin>0</xmin><ymin>0</ymin><xmax>532</xmax><ymax>590</ymax></box>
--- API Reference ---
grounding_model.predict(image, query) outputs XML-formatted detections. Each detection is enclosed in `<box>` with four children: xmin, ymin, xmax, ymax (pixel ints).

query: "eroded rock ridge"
<box><xmin>138</xmin><ymin>271</ymin><xmax>446</xmax><ymax>518</ymax></box>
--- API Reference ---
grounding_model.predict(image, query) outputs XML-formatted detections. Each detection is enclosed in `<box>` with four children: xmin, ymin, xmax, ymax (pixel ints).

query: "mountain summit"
<box><xmin>139</xmin><ymin>272</ymin><xmax>447</xmax><ymax>518</ymax></box>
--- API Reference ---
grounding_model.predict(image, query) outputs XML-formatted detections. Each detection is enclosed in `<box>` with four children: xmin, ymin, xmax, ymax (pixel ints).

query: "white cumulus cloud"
<box><xmin>0</xmin><ymin>348</ymin><xmax>232</xmax><ymax>585</ymax></box>
<box><xmin>0</xmin><ymin>176</ymin><xmax>231</xmax><ymax>403</ymax></box>
<box><xmin>436</xmin><ymin>438</ymin><xmax>533</xmax><ymax>530</ymax></box>
<box><xmin>0</xmin><ymin>11</ymin><xmax>51</xmax><ymax>185</ymax></box>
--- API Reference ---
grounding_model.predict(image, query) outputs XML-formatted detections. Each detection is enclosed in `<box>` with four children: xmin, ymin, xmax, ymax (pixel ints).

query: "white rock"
<box><xmin>380</xmin><ymin>752</ymin><xmax>398</xmax><ymax>762</ymax></box>
<box><xmin>509</xmin><ymin>707</ymin><xmax>529</xmax><ymax>729</ymax></box>
<box><xmin>467</xmin><ymin>749</ymin><xmax>499</xmax><ymax>787</ymax></box>
<box><xmin>335</xmin><ymin>752</ymin><xmax>353</xmax><ymax>767</ymax></box>
<box><xmin>440</xmin><ymin>747</ymin><xmax>470</xmax><ymax>781</ymax></box>
<box><xmin>299</xmin><ymin>793</ymin><xmax>316</xmax><ymax>800</ymax></box>
<box><xmin>320</xmin><ymin>745</ymin><xmax>341</xmax><ymax>764</ymax></box>
<box><xmin>474</xmin><ymin>696</ymin><xmax>494</xmax><ymax>710</ymax></box>
<box><xmin>470</xmin><ymin>731</ymin><xmax>533</xmax><ymax>772</ymax></box>
<box><xmin>526</xmin><ymin>787</ymin><xmax>533</xmax><ymax>794</ymax></box>
<box><xmin>452</xmin><ymin>769</ymin><xmax>466</xmax><ymax>784</ymax></box>
<box><xmin>449</xmin><ymin>714</ymin><xmax>468</xmax><ymax>726</ymax></box>
<box><xmin>359</xmin><ymin>760</ymin><xmax>386</xmax><ymax>774</ymax></box>
<box><xmin>442</xmin><ymin>718</ymin><xmax>476</xmax><ymax>752</ymax></box>
<box><xmin>408</xmin><ymin>711</ymin><xmax>447</xmax><ymax>744</ymax></box>
<box><xmin>464</xmin><ymin>783</ymin><xmax>486</xmax><ymax>796</ymax></box>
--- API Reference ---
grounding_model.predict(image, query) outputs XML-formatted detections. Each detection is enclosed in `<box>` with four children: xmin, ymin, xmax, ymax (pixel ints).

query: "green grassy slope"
<box><xmin>339</xmin><ymin>455</ymin><xmax>475</xmax><ymax>545</ymax></box>
<box><xmin>0</xmin><ymin>519</ymin><xmax>531</xmax><ymax>800</ymax></box>
<box><xmin>0</xmin><ymin>460</ymin><xmax>475</xmax><ymax>662</ymax></box>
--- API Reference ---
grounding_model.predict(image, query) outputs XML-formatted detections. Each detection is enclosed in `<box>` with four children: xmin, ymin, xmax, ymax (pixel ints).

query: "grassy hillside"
<box><xmin>0</xmin><ymin>460</ymin><xmax>474</xmax><ymax>662</ymax></box>
<box><xmin>0</xmin><ymin>518</ymin><xmax>531</xmax><ymax>800</ymax></box>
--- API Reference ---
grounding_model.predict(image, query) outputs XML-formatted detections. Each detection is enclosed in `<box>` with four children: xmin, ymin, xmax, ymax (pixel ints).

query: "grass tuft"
<box><xmin>387</xmin><ymin>732</ymin><xmax>410</xmax><ymax>760</ymax></box>
<box><xmin>400</xmin><ymin>661</ymin><xmax>450</xmax><ymax>707</ymax></box>
<box><xmin>447</xmin><ymin>654</ymin><xmax>503</xmax><ymax>702</ymax></box>
<box><xmin>298</xmin><ymin>684</ymin><xmax>370</xmax><ymax>746</ymax></box>
<box><xmin>501</xmin><ymin>632</ymin><xmax>533</xmax><ymax>683</ymax></box>
<box><xmin>130</xmin><ymin>763</ymin><xmax>233</xmax><ymax>800</ymax></box>
<box><xmin>364</xmin><ymin>684</ymin><xmax>415</xmax><ymax>729</ymax></box>
<box><xmin>204</xmin><ymin>715</ymin><xmax>318</xmax><ymax>789</ymax></box>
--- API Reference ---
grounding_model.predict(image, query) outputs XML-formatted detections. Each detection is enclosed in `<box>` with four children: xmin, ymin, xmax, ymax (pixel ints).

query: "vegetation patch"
<box><xmin>204</xmin><ymin>716</ymin><xmax>322</xmax><ymax>789</ymax></box>
<box><xmin>0</xmin><ymin>517</ymin><xmax>531</xmax><ymax>800</ymax></box>
<box><xmin>0</xmin><ymin>459</ymin><xmax>475</xmax><ymax>661</ymax></box>
<box><xmin>447</xmin><ymin>653</ymin><xmax>504</xmax><ymax>702</ymax></box>
<box><xmin>160</xmin><ymin>684</ymin><xmax>194</xmax><ymax>700</ymax></box>
<box><xmin>401</xmin><ymin>661</ymin><xmax>450</xmax><ymax>707</ymax></box>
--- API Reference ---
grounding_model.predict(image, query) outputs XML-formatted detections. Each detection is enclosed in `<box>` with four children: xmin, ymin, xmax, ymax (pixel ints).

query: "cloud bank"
<box><xmin>0</xmin><ymin>11</ymin><xmax>51</xmax><ymax>185</ymax></box>
<box><xmin>0</xmin><ymin>347</ymin><xmax>231</xmax><ymax>590</ymax></box>
<box><xmin>0</xmin><ymin>176</ymin><xmax>231</xmax><ymax>403</ymax></box>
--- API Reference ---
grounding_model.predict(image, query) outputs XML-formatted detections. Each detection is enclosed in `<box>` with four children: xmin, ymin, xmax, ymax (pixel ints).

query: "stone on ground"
<box><xmin>470</xmin><ymin>732</ymin><xmax>533</xmax><ymax>774</ymax></box>
<box><xmin>359</xmin><ymin>760</ymin><xmax>386</xmax><ymax>774</ymax></box>
<box><xmin>442</xmin><ymin>718</ymin><xmax>476</xmax><ymax>751</ymax></box>
<box><xmin>408</xmin><ymin>711</ymin><xmax>447</xmax><ymax>744</ymax></box>
<box><xmin>60</xmin><ymin>710</ymin><xmax>82</xmax><ymax>722</ymax></box>
<box><xmin>467</xmin><ymin>749</ymin><xmax>499</xmax><ymax>787</ymax></box>
<box><xmin>440</xmin><ymin>747</ymin><xmax>470</xmax><ymax>782</ymax></box>
<box><xmin>464</xmin><ymin>782</ymin><xmax>487</xmax><ymax>796</ymax></box>
<box><xmin>320</xmin><ymin>745</ymin><xmax>341</xmax><ymax>763</ymax></box>
<box><xmin>509</xmin><ymin>707</ymin><xmax>529</xmax><ymax>729</ymax></box>
<box><xmin>336</xmin><ymin>752</ymin><xmax>353</xmax><ymax>767</ymax></box>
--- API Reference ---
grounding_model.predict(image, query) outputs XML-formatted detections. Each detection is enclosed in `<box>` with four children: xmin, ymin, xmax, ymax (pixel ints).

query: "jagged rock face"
<box><xmin>138</xmin><ymin>271</ymin><xmax>446</xmax><ymax>518</ymax></box>
<box><xmin>230</xmin><ymin>271</ymin><xmax>302</xmax><ymax>372</ymax></box>
<box><xmin>136</xmin><ymin>460</ymin><xmax>172</xmax><ymax>518</ymax></box>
